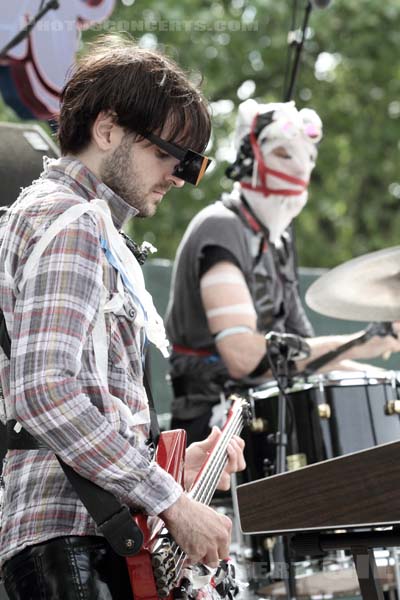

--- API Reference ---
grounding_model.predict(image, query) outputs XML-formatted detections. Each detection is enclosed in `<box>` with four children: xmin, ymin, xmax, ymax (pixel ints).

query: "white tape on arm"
<box><xmin>214</xmin><ymin>325</ymin><xmax>254</xmax><ymax>343</ymax></box>
<box><xmin>200</xmin><ymin>271</ymin><xmax>245</xmax><ymax>289</ymax></box>
<box><xmin>206</xmin><ymin>304</ymin><xmax>256</xmax><ymax>318</ymax></box>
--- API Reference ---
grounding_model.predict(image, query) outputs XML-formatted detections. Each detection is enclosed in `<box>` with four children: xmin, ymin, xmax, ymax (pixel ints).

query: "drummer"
<box><xmin>165</xmin><ymin>100</ymin><xmax>400</xmax><ymax>445</ymax></box>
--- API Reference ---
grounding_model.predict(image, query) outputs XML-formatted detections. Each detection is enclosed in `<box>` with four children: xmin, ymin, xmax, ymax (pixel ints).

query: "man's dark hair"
<box><xmin>58</xmin><ymin>35</ymin><xmax>211</xmax><ymax>155</ymax></box>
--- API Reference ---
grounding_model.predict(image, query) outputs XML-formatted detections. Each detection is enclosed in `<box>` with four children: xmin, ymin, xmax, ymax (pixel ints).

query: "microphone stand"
<box><xmin>267</xmin><ymin>340</ymin><xmax>298</xmax><ymax>599</ymax></box>
<box><xmin>277</xmin><ymin>3</ymin><xmax>325</xmax><ymax>597</ymax></box>
<box><xmin>284</xmin><ymin>1</ymin><xmax>313</xmax><ymax>102</ymax></box>
<box><xmin>0</xmin><ymin>0</ymin><xmax>60</xmax><ymax>60</ymax></box>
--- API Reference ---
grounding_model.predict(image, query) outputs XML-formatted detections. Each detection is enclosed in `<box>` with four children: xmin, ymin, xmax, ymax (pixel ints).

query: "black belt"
<box><xmin>6</xmin><ymin>420</ymin><xmax>48</xmax><ymax>450</ymax></box>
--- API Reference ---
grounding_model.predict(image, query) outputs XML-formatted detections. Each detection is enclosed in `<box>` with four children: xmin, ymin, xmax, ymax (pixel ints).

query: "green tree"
<box><xmin>2</xmin><ymin>0</ymin><xmax>400</xmax><ymax>268</ymax></box>
<box><xmin>104</xmin><ymin>0</ymin><xmax>400</xmax><ymax>267</ymax></box>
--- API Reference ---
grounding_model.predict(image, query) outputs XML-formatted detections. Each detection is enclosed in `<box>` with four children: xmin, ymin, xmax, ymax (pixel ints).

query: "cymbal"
<box><xmin>305</xmin><ymin>246</ymin><xmax>400</xmax><ymax>321</ymax></box>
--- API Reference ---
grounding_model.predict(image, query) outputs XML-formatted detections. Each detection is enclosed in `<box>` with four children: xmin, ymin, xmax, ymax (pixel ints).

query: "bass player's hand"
<box><xmin>160</xmin><ymin>493</ymin><xmax>232</xmax><ymax>568</ymax></box>
<box><xmin>184</xmin><ymin>426</ymin><xmax>246</xmax><ymax>491</ymax></box>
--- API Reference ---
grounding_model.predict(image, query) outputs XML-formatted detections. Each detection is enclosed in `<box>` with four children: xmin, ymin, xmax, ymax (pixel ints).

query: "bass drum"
<box><xmin>247</xmin><ymin>370</ymin><xmax>400</xmax><ymax>479</ymax></box>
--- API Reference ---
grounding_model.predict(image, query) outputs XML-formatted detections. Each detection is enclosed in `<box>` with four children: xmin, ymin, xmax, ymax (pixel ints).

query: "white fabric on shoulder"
<box><xmin>17</xmin><ymin>199</ymin><xmax>169</xmax><ymax>358</ymax></box>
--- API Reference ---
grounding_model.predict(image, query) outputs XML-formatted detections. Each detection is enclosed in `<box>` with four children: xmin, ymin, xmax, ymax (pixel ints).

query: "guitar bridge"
<box><xmin>152</xmin><ymin>531</ymin><xmax>180</xmax><ymax>597</ymax></box>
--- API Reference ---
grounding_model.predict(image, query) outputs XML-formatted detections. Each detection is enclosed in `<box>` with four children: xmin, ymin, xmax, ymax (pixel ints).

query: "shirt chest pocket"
<box><xmin>106</xmin><ymin>289</ymin><xmax>143</xmax><ymax>373</ymax></box>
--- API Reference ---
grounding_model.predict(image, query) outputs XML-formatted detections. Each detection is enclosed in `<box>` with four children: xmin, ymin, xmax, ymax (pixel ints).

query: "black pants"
<box><xmin>3</xmin><ymin>536</ymin><xmax>134</xmax><ymax>600</ymax></box>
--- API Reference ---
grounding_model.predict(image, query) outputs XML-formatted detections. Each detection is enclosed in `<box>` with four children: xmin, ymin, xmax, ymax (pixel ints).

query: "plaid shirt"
<box><xmin>0</xmin><ymin>157</ymin><xmax>181</xmax><ymax>566</ymax></box>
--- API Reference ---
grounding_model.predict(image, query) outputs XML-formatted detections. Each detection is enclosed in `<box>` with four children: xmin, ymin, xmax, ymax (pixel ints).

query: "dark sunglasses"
<box><xmin>146</xmin><ymin>132</ymin><xmax>212</xmax><ymax>186</ymax></box>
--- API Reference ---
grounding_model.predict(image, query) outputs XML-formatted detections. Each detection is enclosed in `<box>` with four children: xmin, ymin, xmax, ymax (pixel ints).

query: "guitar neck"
<box><xmin>188</xmin><ymin>395</ymin><xmax>248</xmax><ymax>505</ymax></box>
<box><xmin>127</xmin><ymin>394</ymin><xmax>250</xmax><ymax>600</ymax></box>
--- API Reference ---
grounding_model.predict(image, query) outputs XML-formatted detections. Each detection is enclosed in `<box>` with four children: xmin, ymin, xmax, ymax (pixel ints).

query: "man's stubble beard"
<box><xmin>100</xmin><ymin>133</ymin><xmax>151</xmax><ymax>218</ymax></box>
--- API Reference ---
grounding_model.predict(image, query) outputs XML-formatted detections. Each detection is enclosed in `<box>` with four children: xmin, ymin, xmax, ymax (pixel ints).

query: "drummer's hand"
<box><xmin>356</xmin><ymin>322</ymin><xmax>400</xmax><ymax>360</ymax></box>
<box><xmin>373</xmin><ymin>321</ymin><xmax>400</xmax><ymax>357</ymax></box>
<box><xmin>184</xmin><ymin>427</ymin><xmax>246</xmax><ymax>491</ymax></box>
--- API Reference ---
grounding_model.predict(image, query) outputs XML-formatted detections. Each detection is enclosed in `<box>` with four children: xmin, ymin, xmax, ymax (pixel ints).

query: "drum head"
<box><xmin>307</xmin><ymin>369</ymin><xmax>398</xmax><ymax>387</ymax></box>
<box><xmin>250</xmin><ymin>378</ymin><xmax>314</xmax><ymax>400</ymax></box>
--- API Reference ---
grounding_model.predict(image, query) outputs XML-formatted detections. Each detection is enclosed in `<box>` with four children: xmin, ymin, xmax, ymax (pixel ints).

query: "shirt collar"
<box><xmin>42</xmin><ymin>156</ymin><xmax>138</xmax><ymax>230</ymax></box>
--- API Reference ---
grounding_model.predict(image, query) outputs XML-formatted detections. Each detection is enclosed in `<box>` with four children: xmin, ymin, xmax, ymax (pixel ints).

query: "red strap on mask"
<box><xmin>243</xmin><ymin>114</ymin><xmax>309</xmax><ymax>197</ymax></box>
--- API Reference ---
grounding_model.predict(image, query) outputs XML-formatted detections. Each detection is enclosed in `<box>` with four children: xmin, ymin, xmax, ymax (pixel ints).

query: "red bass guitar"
<box><xmin>126</xmin><ymin>394</ymin><xmax>250</xmax><ymax>600</ymax></box>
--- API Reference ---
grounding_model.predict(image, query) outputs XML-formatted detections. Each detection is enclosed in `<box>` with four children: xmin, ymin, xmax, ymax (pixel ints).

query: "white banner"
<box><xmin>0</xmin><ymin>0</ymin><xmax>116</xmax><ymax>117</ymax></box>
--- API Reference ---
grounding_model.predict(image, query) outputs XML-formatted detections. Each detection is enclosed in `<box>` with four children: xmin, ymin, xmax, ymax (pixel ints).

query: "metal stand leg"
<box><xmin>392</xmin><ymin>546</ymin><xmax>400</xmax><ymax>598</ymax></box>
<box><xmin>285</xmin><ymin>535</ymin><xmax>297</xmax><ymax>600</ymax></box>
<box><xmin>230</xmin><ymin>472</ymin><xmax>247</xmax><ymax>557</ymax></box>
<box><xmin>352</xmin><ymin>547</ymin><xmax>384</xmax><ymax>600</ymax></box>
<box><xmin>271</xmin><ymin>356</ymin><xmax>297</xmax><ymax>599</ymax></box>
<box><xmin>276</xmin><ymin>390</ymin><xmax>288</xmax><ymax>475</ymax></box>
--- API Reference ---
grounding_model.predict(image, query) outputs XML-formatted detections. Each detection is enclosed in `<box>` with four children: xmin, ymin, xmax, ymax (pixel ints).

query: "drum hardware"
<box><xmin>317</xmin><ymin>403</ymin><xmax>331</xmax><ymax>419</ymax></box>
<box><xmin>385</xmin><ymin>400</ymin><xmax>400</xmax><ymax>415</ymax></box>
<box><xmin>262</xmin><ymin>458</ymin><xmax>275</xmax><ymax>478</ymax></box>
<box><xmin>286</xmin><ymin>453</ymin><xmax>307</xmax><ymax>471</ymax></box>
<box><xmin>390</xmin><ymin>370</ymin><xmax>398</xmax><ymax>389</ymax></box>
<box><xmin>305</xmin><ymin>245</ymin><xmax>400</xmax><ymax>322</ymax></box>
<box><xmin>265</xmin><ymin>331</ymin><xmax>311</xmax><ymax>362</ymax></box>
<box><xmin>264</xmin><ymin>537</ymin><xmax>276</xmax><ymax>552</ymax></box>
<box><xmin>249</xmin><ymin>416</ymin><xmax>269</xmax><ymax>433</ymax></box>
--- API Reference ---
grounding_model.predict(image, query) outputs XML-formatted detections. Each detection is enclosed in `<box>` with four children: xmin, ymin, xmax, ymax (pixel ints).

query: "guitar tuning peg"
<box><xmin>151</xmin><ymin>553</ymin><xmax>164</xmax><ymax>568</ymax></box>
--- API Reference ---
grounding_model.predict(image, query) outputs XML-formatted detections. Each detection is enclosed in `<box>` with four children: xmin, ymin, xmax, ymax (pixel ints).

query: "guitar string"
<box><xmin>193</xmin><ymin>415</ymin><xmax>243</xmax><ymax>503</ymax></box>
<box><xmin>168</xmin><ymin>407</ymin><xmax>245</xmax><ymax>581</ymax></box>
<box><xmin>152</xmin><ymin>402</ymin><xmax>246</xmax><ymax>589</ymax></box>
<box><xmin>171</xmin><ymin>415</ymin><xmax>243</xmax><ymax>579</ymax></box>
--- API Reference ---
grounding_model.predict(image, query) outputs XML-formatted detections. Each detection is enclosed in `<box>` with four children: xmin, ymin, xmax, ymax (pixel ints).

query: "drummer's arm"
<box><xmin>200</xmin><ymin>261</ymin><xmax>269</xmax><ymax>379</ymax></box>
<box><xmin>296</xmin><ymin>330</ymin><xmax>400</xmax><ymax>373</ymax></box>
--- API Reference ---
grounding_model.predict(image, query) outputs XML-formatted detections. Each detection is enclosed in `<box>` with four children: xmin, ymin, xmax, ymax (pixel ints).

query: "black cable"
<box><xmin>266</xmin><ymin>345</ymin><xmax>295</xmax><ymax>440</ymax></box>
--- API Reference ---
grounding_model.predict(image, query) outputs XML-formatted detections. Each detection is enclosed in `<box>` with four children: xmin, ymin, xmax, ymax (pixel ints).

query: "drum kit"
<box><xmin>239</xmin><ymin>246</ymin><xmax>400</xmax><ymax>598</ymax></box>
